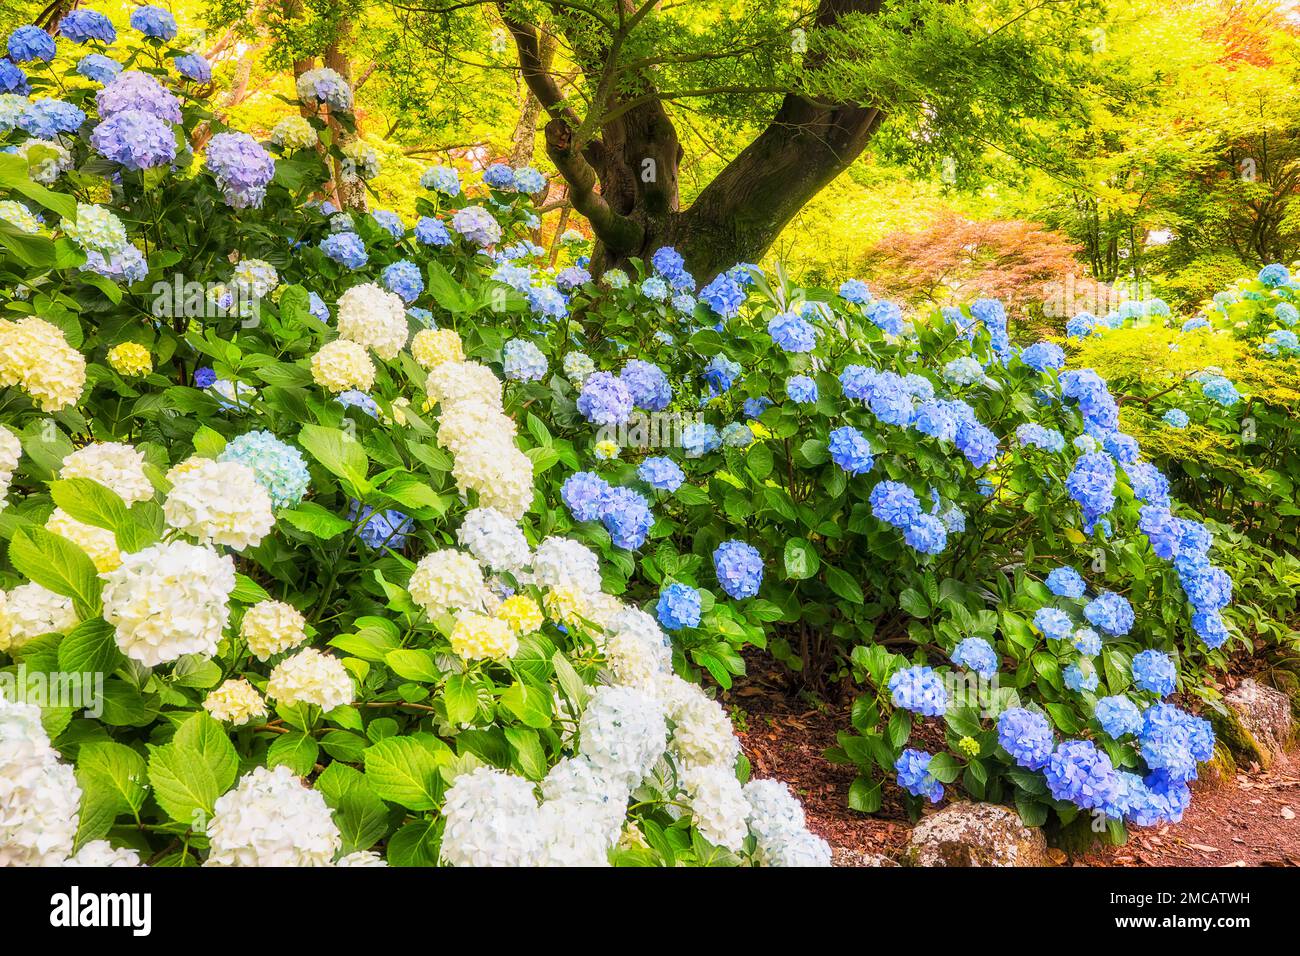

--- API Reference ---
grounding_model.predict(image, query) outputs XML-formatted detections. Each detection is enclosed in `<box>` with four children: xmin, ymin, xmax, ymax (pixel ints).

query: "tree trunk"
<box><xmin>325</xmin><ymin>17</ymin><xmax>368</xmax><ymax>212</ymax></box>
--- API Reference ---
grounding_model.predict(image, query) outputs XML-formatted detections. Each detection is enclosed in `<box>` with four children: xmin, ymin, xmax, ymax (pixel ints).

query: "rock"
<box><xmin>831</xmin><ymin>846</ymin><xmax>897</xmax><ymax>867</ymax></box>
<box><xmin>902</xmin><ymin>802</ymin><xmax>1046</xmax><ymax>867</ymax></box>
<box><xmin>1190</xmin><ymin>741</ymin><xmax>1236</xmax><ymax>792</ymax></box>
<box><xmin>1214</xmin><ymin>678</ymin><xmax>1293</xmax><ymax>770</ymax></box>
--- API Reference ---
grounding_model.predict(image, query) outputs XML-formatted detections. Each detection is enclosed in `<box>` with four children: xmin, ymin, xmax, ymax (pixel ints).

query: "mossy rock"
<box><xmin>902</xmin><ymin>802</ymin><xmax>1046</xmax><ymax>867</ymax></box>
<box><xmin>1264</xmin><ymin>668</ymin><xmax>1300</xmax><ymax>724</ymax></box>
<box><xmin>1190</xmin><ymin>741</ymin><xmax>1236</xmax><ymax>792</ymax></box>
<box><xmin>1210</xmin><ymin>678</ymin><xmax>1293</xmax><ymax>770</ymax></box>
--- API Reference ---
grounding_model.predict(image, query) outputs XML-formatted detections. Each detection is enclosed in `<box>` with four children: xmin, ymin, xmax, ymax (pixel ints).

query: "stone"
<box><xmin>902</xmin><ymin>802</ymin><xmax>1047</xmax><ymax>867</ymax></box>
<box><xmin>1190</xmin><ymin>741</ymin><xmax>1236</xmax><ymax>792</ymax></box>
<box><xmin>1214</xmin><ymin>678</ymin><xmax>1293</xmax><ymax>770</ymax></box>
<box><xmin>831</xmin><ymin>846</ymin><xmax>897</xmax><ymax>867</ymax></box>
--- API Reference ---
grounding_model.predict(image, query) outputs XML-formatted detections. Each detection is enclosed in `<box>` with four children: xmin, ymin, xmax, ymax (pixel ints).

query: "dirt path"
<box><xmin>727</xmin><ymin>675</ymin><xmax>1300</xmax><ymax>866</ymax></box>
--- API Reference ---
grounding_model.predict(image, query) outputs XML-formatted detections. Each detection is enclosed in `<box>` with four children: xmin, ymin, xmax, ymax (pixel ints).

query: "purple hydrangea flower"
<box><xmin>205</xmin><ymin>132</ymin><xmax>276</xmax><ymax>209</ymax></box>
<box><xmin>130</xmin><ymin>5</ymin><xmax>178</xmax><ymax>41</ymax></box>
<box><xmin>97</xmin><ymin>71</ymin><xmax>182</xmax><ymax>123</ymax></box>
<box><xmin>91</xmin><ymin>110</ymin><xmax>177</xmax><ymax>170</ymax></box>
<box><xmin>60</xmin><ymin>10</ymin><xmax>117</xmax><ymax>45</ymax></box>
<box><xmin>713</xmin><ymin>540</ymin><xmax>763</xmax><ymax>599</ymax></box>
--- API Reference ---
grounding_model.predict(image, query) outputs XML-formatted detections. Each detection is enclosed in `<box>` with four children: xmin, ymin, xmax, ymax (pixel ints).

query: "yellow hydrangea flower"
<box><xmin>543</xmin><ymin>586</ymin><xmax>588</xmax><ymax>626</ymax></box>
<box><xmin>411</xmin><ymin>328</ymin><xmax>464</xmax><ymax>369</ymax></box>
<box><xmin>494</xmin><ymin>595</ymin><xmax>543</xmax><ymax>635</ymax></box>
<box><xmin>107</xmin><ymin>342</ymin><xmax>151</xmax><ymax>378</ymax></box>
<box><xmin>450</xmin><ymin>610</ymin><xmax>518</xmax><ymax>661</ymax></box>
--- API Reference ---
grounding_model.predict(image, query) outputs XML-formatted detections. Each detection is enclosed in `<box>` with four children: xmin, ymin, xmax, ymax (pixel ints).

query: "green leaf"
<box><xmin>898</xmin><ymin>587</ymin><xmax>930</xmax><ymax>619</ymax></box>
<box><xmin>499</xmin><ymin>681</ymin><xmax>553</xmax><ymax>729</ymax></box>
<box><xmin>316</xmin><ymin>763</ymin><xmax>390</xmax><ymax>854</ymax></box>
<box><xmin>363</xmin><ymin>736</ymin><xmax>446</xmax><ymax>810</ymax></box>
<box><xmin>386</xmin><ymin>818</ymin><xmax>440</xmax><ymax>867</ymax></box>
<box><xmin>848</xmin><ymin>775</ymin><xmax>882</xmax><ymax>812</ymax></box>
<box><xmin>385</xmin><ymin>648</ymin><xmax>440</xmax><ymax>683</ymax></box>
<box><xmin>267</xmin><ymin>731</ymin><xmax>321</xmax><ymax>776</ymax></box>
<box><xmin>444</xmin><ymin>673</ymin><xmax>479</xmax><ymax>725</ymax></box>
<box><xmin>57</xmin><ymin>618</ymin><xmax>125</xmax><ymax>677</ymax></box>
<box><xmin>280</xmin><ymin>502</ymin><xmax>353</xmax><ymax>540</ymax></box>
<box><xmin>504</xmin><ymin>726</ymin><xmax>547</xmax><ymax>780</ymax></box>
<box><xmin>77</xmin><ymin>741</ymin><xmax>147</xmax><ymax>815</ymax></box>
<box><xmin>49</xmin><ymin>477</ymin><xmax>155</xmax><ymax>552</ymax></box>
<box><xmin>926</xmin><ymin>752</ymin><xmax>962</xmax><ymax>783</ymax></box>
<box><xmin>298</xmin><ymin>423</ymin><xmax>370</xmax><ymax>493</ymax></box>
<box><xmin>9</xmin><ymin>526</ymin><xmax>101</xmax><ymax>618</ymax></box>
<box><xmin>824</xmin><ymin>565</ymin><xmax>864</xmax><ymax>604</ymax></box>
<box><xmin>783</xmin><ymin>537</ymin><xmax>820</xmax><ymax>580</ymax></box>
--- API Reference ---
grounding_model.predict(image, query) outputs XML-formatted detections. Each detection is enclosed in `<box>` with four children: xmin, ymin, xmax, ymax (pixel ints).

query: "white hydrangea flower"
<box><xmin>0</xmin><ymin>695</ymin><xmax>81</xmax><ymax>866</ymax></box>
<box><xmin>681</xmin><ymin>763</ymin><xmax>749</xmax><ymax>852</ymax></box>
<box><xmin>451</xmin><ymin>441</ymin><xmax>534</xmax><ymax>519</ymax></box>
<box><xmin>440</xmin><ymin>767</ymin><xmax>542</xmax><ymax>867</ymax></box>
<box><xmin>240</xmin><ymin>600</ymin><xmax>308</xmax><ymax>661</ymax></box>
<box><xmin>0</xmin><ymin>424</ymin><xmax>21</xmax><ymax>509</ymax></box>
<box><xmin>541</xmin><ymin>757</ymin><xmax>628</xmax><ymax>848</ymax></box>
<box><xmin>270</xmin><ymin>115</ymin><xmax>318</xmax><ymax>150</ymax></box>
<box><xmin>534</xmin><ymin>798</ymin><xmax>613</xmax><ymax>866</ymax></box>
<box><xmin>336</xmin><ymin>282</ymin><xmax>408</xmax><ymax>360</ymax></box>
<box><xmin>203</xmin><ymin>678</ymin><xmax>268</xmax><ymax>725</ymax></box>
<box><xmin>531</xmin><ymin>536</ymin><xmax>603</xmax><ymax>595</ymax></box>
<box><xmin>231</xmin><ymin>258</ymin><xmax>279</xmax><ymax>298</ymax></box>
<box><xmin>62</xmin><ymin>840</ymin><xmax>142</xmax><ymax>867</ymax></box>
<box><xmin>456</xmin><ymin>507</ymin><xmax>530</xmax><ymax>571</ymax></box>
<box><xmin>408</xmin><ymin>549</ymin><xmax>486</xmax><ymax>616</ymax></box>
<box><xmin>578</xmin><ymin>685</ymin><xmax>667</xmax><ymax>790</ymax></box>
<box><xmin>758</xmin><ymin>827</ymin><xmax>832</xmax><ymax>867</ymax></box>
<box><xmin>163</xmin><ymin>458</ymin><xmax>275</xmax><ymax>550</ymax></box>
<box><xmin>0</xmin><ymin>582</ymin><xmax>76</xmax><ymax>652</ymax></box>
<box><xmin>435</xmin><ymin>400</ymin><xmax>515</xmax><ymax>456</ymax></box>
<box><xmin>449</xmin><ymin>610</ymin><xmax>518</xmax><ymax>661</ymax></box>
<box><xmin>661</xmin><ymin>675</ymin><xmax>741</xmax><ymax>771</ymax></box>
<box><xmin>265</xmin><ymin>648</ymin><xmax>353</xmax><ymax>711</ymax></box>
<box><xmin>743</xmin><ymin>778</ymin><xmax>806</xmax><ymax>848</ymax></box>
<box><xmin>604</xmin><ymin>607</ymin><xmax>672</xmax><ymax>688</ymax></box>
<box><xmin>205</xmin><ymin>766</ymin><xmax>341</xmax><ymax>867</ymax></box>
<box><xmin>0</xmin><ymin>317</ymin><xmax>86</xmax><ymax>412</ymax></box>
<box><xmin>425</xmin><ymin>361</ymin><xmax>505</xmax><ymax>410</ymax></box>
<box><xmin>335</xmin><ymin>849</ymin><xmax>387</xmax><ymax>866</ymax></box>
<box><xmin>59</xmin><ymin>441</ymin><xmax>153</xmax><ymax>504</ymax></box>
<box><xmin>61</xmin><ymin>203</ymin><xmax>128</xmax><ymax>255</ymax></box>
<box><xmin>101</xmin><ymin>541</ymin><xmax>235</xmax><ymax>666</ymax></box>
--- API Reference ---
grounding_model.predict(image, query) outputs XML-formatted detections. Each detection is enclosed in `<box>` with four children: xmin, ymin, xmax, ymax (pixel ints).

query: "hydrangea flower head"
<box><xmin>895</xmin><ymin>749</ymin><xmax>943</xmax><ymax>802</ymax></box>
<box><xmin>577</xmin><ymin>371</ymin><xmax>634</xmax><ymax>426</ymax></box>
<box><xmin>1083</xmin><ymin>591</ymin><xmax>1134</xmax><ymax>636</ymax></box>
<box><xmin>997</xmin><ymin>707</ymin><xmax>1054</xmax><ymax>769</ymax></box>
<box><xmin>638</xmin><ymin>456</ymin><xmax>684</xmax><ymax>492</ymax></box>
<box><xmin>888</xmin><ymin>665</ymin><xmax>948</xmax><ymax>716</ymax></box>
<box><xmin>60</xmin><ymin>10</ymin><xmax>117</xmax><ymax>45</ymax></box>
<box><xmin>1132</xmin><ymin>649</ymin><xmax>1177</xmax><ymax>697</ymax></box>
<box><xmin>8</xmin><ymin>25</ymin><xmax>57</xmax><ymax>62</ymax></box>
<box><xmin>1095</xmin><ymin>695</ymin><xmax>1143</xmax><ymax>738</ymax></box>
<box><xmin>828</xmin><ymin>426</ymin><xmax>874</xmax><ymax>475</ymax></box>
<box><xmin>713</xmin><ymin>540</ymin><xmax>763</xmax><ymax>599</ymax></box>
<box><xmin>1043</xmin><ymin>739</ymin><xmax>1119</xmax><ymax>809</ymax></box>
<box><xmin>621</xmin><ymin>360</ymin><xmax>672</xmax><ymax>411</ymax></box>
<box><xmin>951</xmin><ymin>637</ymin><xmax>998</xmax><ymax>678</ymax></box>
<box><xmin>657</xmin><ymin>582</ymin><xmax>702</xmax><ymax>630</ymax></box>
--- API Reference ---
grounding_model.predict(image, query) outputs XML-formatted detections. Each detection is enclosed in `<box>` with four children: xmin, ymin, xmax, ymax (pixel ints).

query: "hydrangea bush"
<box><xmin>0</xmin><ymin>15</ymin><xmax>831</xmax><ymax>867</ymax></box>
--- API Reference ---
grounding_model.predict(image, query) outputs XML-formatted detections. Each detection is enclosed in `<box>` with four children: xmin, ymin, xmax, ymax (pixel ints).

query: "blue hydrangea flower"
<box><xmin>637</xmin><ymin>456</ymin><xmax>684</xmax><ymax>492</ymax></box>
<box><xmin>1015</xmin><ymin>422</ymin><xmax>1065</xmax><ymax>453</ymax></box>
<box><xmin>1083</xmin><ymin>591</ymin><xmax>1134</xmax><ymax>636</ymax></box>
<box><xmin>349</xmin><ymin>501</ymin><xmax>414</xmax><ymax>551</ymax></box>
<box><xmin>1175</xmin><ymin>555</ymin><xmax>1232</xmax><ymax>611</ymax></box>
<box><xmin>1275</xmin><ymin>302</ymin><xmax>1299</xmax><ymax>325</ymax></box>
<box><xmin>997</xmin><ymin>708</ymin><xmax>1054</xmax><ymax>770</ymax></box>
<box><xmin>942</xmin><ymin>356</ymin><xmax>985</xmax><ymax>386</ymax></box>
<box><xmin>1045</xmin><ymin>566</ymin><xmax>1086</xmax><ymax>599</ymax></box>
<box><xmin>527</xmin><ymin>284</ymin><xmax>568</xmax><ymax>319</ymax></box>
<box><xmin>61</xmin><ymin>10</ymin><xmax>117</xmax><ymax>45</ymax></box>
<box><xmin>895</xmin><ymin>749</ymin><xmax>943</xmax><ymax>803</ymax></box>
<box><xmin>512</xmin><ymin>166</ymin><xmax>546</xmax><ymax>194</ymax></box>
<box><xmin>307</xmin><ymin>292</ymin><xmax>330</xmax><ymax>323</ymax></box>
<box><xmin>97</xmin><ymin>71</ymin><xmax>182</xmax><ymax>123</ymax></box>
<box><xmin>502</xmin><ymin>338</ymin><xmax>548</xmax><ymax>382</ymax></box>
<box><xmin>682</xmin><ymin>423</ymin><xmax>721</xmax><ymax>458</ymax></box>
<box><xmin>955</xmin><ymin>420</ymin><xmax>998</xmax><ymax>468</ymax></box>
<box><xmin>640</xmin><ymin>276</ymin><xmax>669</xmax><ymax>301</ymax></box>
<box><xmin>1125</xmin><ymin>460</ymin><xmax>1171</xmax><ymax>508</ymax></box>
<box><xmin>1140</xmin><ymin>703</ymin><xmax>1215</xmax><ymax>781</ymax></box>
<box><xmin>194</xmin><ymin>367</ymin><xmax>217</xmax><ymax>389</ymax></box>
<box><xmin>1067</xmin><ymin>451</ymin><xmax>1116</xmax><ymax>531</ymax></box>
<box><xmin>699</xmin><ymin>272</ymin><xmax>745</xmax><ymax>317</ymax></box>
<box><xmin>911</xmin><ymin>401</ymin><xmax>957</xmax><ymax>442</ymax></box>
<box><xmin>1192</xmin><ymin>609</ymin><xmax>1229</xmax><ymax>650</ymax></box>
<box><xmin>1020</xmin><ymin>341</ymin><xmax>1065</xmax><ymax>373</ymax></box>
<box><xmin>382</xmin><ymin>260</ymin><xmax>425</xmax><ymax>303</ymax></box>
<box><xmin>903</xmin><ymin>513</ymin><xmax>948</xmax><ymax>554</ymax></box>
<box><xmin>205</xmin><ymin>132</ymin><xmax>276</xmax><ymax>209</ymax></box>
<box><xmin>336</xmin><ymin>390</ymin><xmax>378</xmax><ymax>418</ymax></box>
<box><xmin>91</xmin><ymin>110</ymin><xmax>177</xmax><ymax>170</ymax></box>
<box><xmin>656</xmin><ymin>582</ymin><xmax>701</xmax><ymax>631</ymax></box>
<box><xmin>838</xmin><ymin>278</ymin><xmax>871</xmax><ymax>304</ymax></box>
<box><xmin>1161</xmin><ymin>407</ymin><xmax>1189</xmax><ymax>429</ymax></box>
<box><xmin>888</xmin><ymin>665</ymin><xmax>948</xmax><ymax>716</ymax></box>
<box><xmin>1034</xmin><ymin>607</ymin><xmax>1074</xmax><ymax>642</ymax></box>
<box><xmin>19</xmin><ymin>99</ymin><xmax>86</xmax><ymax>139</ymax></box>
<box><xmin>713</xmin><ymin>540</ymin><xmax>763</xmax><ymax>599</ymax></box>
<box><xmin>1095</xmin><ymin>696</ymin><xmax>1143</xmax><ymax>738</ymax></box>
<box><xmin>621</xmin><ymin>360</ymin><xmax>672</xmax><ymax>411</ymax></box>
<box><xmin>743</xmin><ymin>396</ymin><xmax>773</xmax><ymax>419</ymax></box>
<box><xmin>420</xmin><ymin>165</ymin><xmax>460</xmax><ymax>196</ymax></box>
<box><xmin>703</xmin><ymin>354</ymin><xmax>741</xmax><ymax>393</ymax></box>
<box><xmin>1072</xmin><ymin>628</ymin><xmax>1102</xmax><ymax>657</ymax></box>
<box><xmin>562</xmin><ymin>471</ymin><xmax>613</xmax><ymax>522</ymax></box>
<box><xmin>1200</xmin><ymin>374</ymin><xmax>1240</xmax><ymax>407</ymax></box>
<box><xmin>721</xmin><ymin>422</ymin><xmax>753</xmax><ymax>447</ymax></box>
<box><xmin>0</xmin><ymin>61</ymin><xmax>29</xmax><ymax>95</ymax></box>
<box><xmin>577</xmin><ymin>371</ymin><xmax>634</xmax><ymax>426</ymax></box>
<box><xmin>1064</xmin><ymin>662</ymin><xmax>1099</xmax><ymax>693</ymax></box>
<box><xmin>415</xmin><ymin>216</ymin><xmax>451</xmax><ymax>246</ymax></box>
<box><xmin>768</xmin><ymin>310</ymin><xmax>817</xmax><ymax>352</ymax></box>
<box><xmin>82</xmin><ymin>246</ymin><xmax>148</xmax><ymax>284</ymax></box>
<box><xmin>482</xmin><ymin>163</ymin><xmax>516</xmax><ymax>190</ymax></box>
<box><xmin>7</xmin><ymin>25</ymin><xmax>56</xmax><ymax>62</ymax></box>
<box><xmin>1258</xmin><ymin>263</ymin><xmax>1290</xmax><ymax>288</ymax></box>
<box><xmin>77</xmin><ymin>54</ymin><xmax>122</xmax><ymax>84</ymax></box>
<box><xmin>601</xmin><ymin>486</ymin><xmax>653</xmax><ymax>550</ymax></box>
<box><xmin>320</xmin><ymin>232</ymin><xmax>368</xmax><ymax>269</ymax></box>
<box><xmin>828</xmin><ymin>426</ymin><xmax>874</xmax><ymax>475</ymax></box>
<box><xmin>651</xmin><ymin>247</ymin><xmax>685</xmax><ymax>277</ymax></box>
<box><xmin>1043</xmin><ymin>740</ymin><xmax>1120</xmax><ymax>809</ymax></box>
<box><xmin>786</xmin><ymin>375</ymin><xmax>818</xmax><ymax>404</ymax></box>
<box><xmin>174</xmin><ymin>53</ymin><xmax>212</xmax><ymax>83</ymax></box>
<box><xmin>1102</xmin><ymin>430</ymin><xmax>1140</xmax><ymax>465</ymax></box>
<box><xmin>556</xmin><ymin>266</ymin><xmax>590</xmax><ymax>292</ymax></box>
<box><xmin>218</xmin><ymin>430</ymin><xmax>310</xmax><ymax>509</ymax></box>
<box><xmin>371</xmin><ymin>209</ymin><xmax>405</xmax><ymax>238</ymax></box>
<box><xmin>866</xmin><ymin>300</ymin><xmax>904</xmax><ymax>336</ymax></box>
<box><xmin>1132</xmin><ymin>649</ymin><xmax>1176</xmax><ymax>697</ymax></box>
<box><xmin>951</xmin><ymin>637</ymin><xmax>998</xmax><ymax>679</ymax></box>
<box><xmin>869</xmin><ymin>481</ymin><xmax>921</xmax><ymax>528</ymax></box>
<box><xmin>131</xmin><ymin>5</ymin><xmax>179</xmax><ymax>40</ymax></box>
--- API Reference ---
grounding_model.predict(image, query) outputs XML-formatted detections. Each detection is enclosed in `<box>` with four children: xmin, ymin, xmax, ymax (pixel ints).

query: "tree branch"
<box><xmin>543</xmin><ymin>117</ymin><xmax>643</xmax><ymax>253</ymax></box>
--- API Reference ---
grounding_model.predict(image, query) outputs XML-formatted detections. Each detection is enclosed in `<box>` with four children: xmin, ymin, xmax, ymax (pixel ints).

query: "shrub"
<box><xmin>0</xmin><ymin>16</ymin><xmax>832</xmax><ymax>867</ymax></box>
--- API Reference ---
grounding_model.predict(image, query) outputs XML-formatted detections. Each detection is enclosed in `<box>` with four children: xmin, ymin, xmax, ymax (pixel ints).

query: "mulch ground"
<box><xmin>723</xmin><ymin>665</ymin><xmax>1300</xmax><ymax>867</ymax></box>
